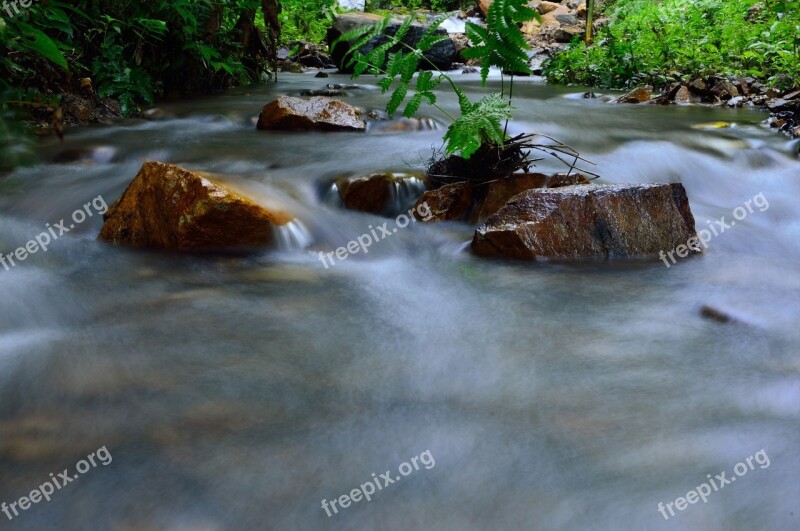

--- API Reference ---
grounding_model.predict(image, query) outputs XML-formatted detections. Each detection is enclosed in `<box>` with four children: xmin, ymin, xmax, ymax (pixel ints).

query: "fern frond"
<box><xmin>387</xmin><ymin>85</ymin><xmax>409</xmax><ymax>116</ymax></box>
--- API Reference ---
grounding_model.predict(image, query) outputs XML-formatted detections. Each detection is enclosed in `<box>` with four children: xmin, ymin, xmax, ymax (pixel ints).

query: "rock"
<box><xmin>727</xmin><ymin>96</ymin><xmax>745</xmax><ymax>107</ymax></box>
<box><xmin>614</xmin><ymin>86</ymin><xmax>652</xmax><ymax>104</ymax></box>
<box><xmin>280</xmin><ymin>59</ymin><xmax>305</xmax><ymax>73</ymax></box>
<box><xmin>689</xmin><ymin>78</ymin><xmax>707</xmax><ymax>93</ymax></box>
<box><xmin>577</xmin><ymin>3</ymin><xmax>587</xmax><ymax>18</ymax></box>
<box><xmin>555</xmin><ymin>13</ymin><xmax>579</xmax><ymax>25</ymax></box>
<box><xmin>99</xmin><ymin>162</ymin><xmax>294</xmax><ymax>250</ymax></box>
<box><xmin>540</xmin><ymin>5</ymin><xmax>572</xmax><ymax>26</ymax></box>
<box><xmin>782</xmin><ymin>88</ymin><xmax>800</xmax><ymax>100</ymax></box>
<box><xmin>593</xmin><ymin>17</ymin><xmax>610</xmax><ymax>30</ymax></box>
<box><xmin>257</xmin><ymin>96</ymin><xmax>366</xmax><ymax>132</ymax></box>
<box><xmin>450</xmin><ymin>33</ymin><xmax>471</xmax><ymax>62</ymax></box>
<box><xmin>674</xmin><ymin>85</ymin><xmax>697</xmax><ymax>104</ymax></box>
<box><xmin>472</xmin><ymin>172</ymin><xmax>591</xmax><ymax>223</ymax></box>
<box><xmin>300</xmin><ymin>89</ymin><xmax>345</xmax><ymax>97</ymax></box>
<box><xmin>700</xmin><ymin>305</ymin><xmax>737</xmax><ymax>324</ymax></box>
<box><xmin>315</xmin><ymin>71</ymin><xmax>330</xmax><ymax>78</ymax></box>
<box><xmin>477</xmin><ymin>0</ymin><xmax>493</xmax><ymax>16</ymax></box>
<box><xmin>413</xmin><ymin>182</ymin><xmax>474</xmax><ymax>222</ymax></box>
<box><xmin>335</xmin><ymin>172</ymin><xmax>427</xmax><ymax>215</ymax></box>
<box><xmin>462</xmin><ymin>66</ymin><xmax>479</xmax><ymax>74</ymax></box>
<box><xmin>709</xmin><ymin>80</ymin><xmax>739</xmax><ymax>100</ymax></box>
<box><xmin>537</xmin><ymin>1</ymin><xmax>562</xmax><ymax>14</ymax></box>
<box><xmin>551</xmin><ymin>26</ymin><xmax>584</xmax><ymax>43</ymax></box>
<box><xmin>767</xmin><ymin>98</ymin><xmax>797</xmax><ymax>112</ymax></box>
<box><xmin>471</xmin><ymin>183</ymin><xmax>699</xmax><ymax>260</ymax></box>
<box><xmin>328</xmin><ymin>13</ymin><xmax>458</xmax><ymax>73</ymax></box>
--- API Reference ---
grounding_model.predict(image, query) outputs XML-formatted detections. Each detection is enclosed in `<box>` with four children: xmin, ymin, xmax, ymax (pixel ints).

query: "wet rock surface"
<box><xmin>99</xmin><ymin>162</ymin><xmax>294</xmax><ymax>250</ymax></box>
<box><xmin>257</xmin><ymin>96</ymin><xmax>366</xmax><ymax>132</ymax></box>
<box><xmin>472</xmin><ymin>183</ymin><xmax>699</xmax><ymax>260</ymax></box>
<box><xmin>333</xmin><ymin>172</ymin><xmax>428</xmax><ymax>216</ymax></box>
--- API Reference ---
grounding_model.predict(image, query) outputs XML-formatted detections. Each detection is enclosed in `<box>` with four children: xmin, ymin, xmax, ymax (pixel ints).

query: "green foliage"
<box><xmin>0</xmin><ymin>0</ymin><xmax>276</xmax><ymax>116</ymax></box>
<box><xmin>462</xmin><ymin>0</ymin><xmax>539</xmax><ymax>81</ymax></box>
<box><xmin>280</xmin><ymin>0</ymin><xmax>337</xmax><ymax>44</ymax></box>
<box><xmin>337</xmin><ymin>0</ymin><xmax>536</xmax><ymax>158</ymax></box>
<box><xmin>443</xmin><ymin>93</ymin><xmax>513</xmax><ymax>158</ymax></box>
<box><xmin>543</xmin><ymin>0</ymin><xmax>800</xmax><ymax>90</ymax></box>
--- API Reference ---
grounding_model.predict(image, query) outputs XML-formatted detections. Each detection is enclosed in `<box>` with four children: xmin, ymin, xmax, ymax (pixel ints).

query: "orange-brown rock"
<box><xmin>257</xmin><ymin>96</ymin><xmax>366</xmax><ymax>132</ymax></box>
<box><xmin>99</xmin><ymin>162</ymin><xmax>294</xmax><ymax>250</ymax></box>
<box><xmin>472</xmin><ymin>183</ymin><xmax>699</xmax><ymax>260</ymax></box>
<box><xmin>477</xmin><ymin>0</ymin><xmax>493</xmax><ymax>17</ymax></box>
<box><xmin>472</xmin><ymin>172</ymin><xmax>591</xmax><ymax>223</ymax></box>
<box><xmin>413</xmin><ymin>182</ymin><xmax>474</xmax><ymax>222</ymax></box>
<box><xmin>614</xmin><ymin>86</ymin><xmax>652</xmax><ymax>104</ymax></box>
<box><xmin>336</xmin><ymin>172</ymin><xmax>427</xmax><ymax>215</ymax></box>
<box><xmin>537</xmin><ymin>1</ymin><xmax>562</xmax><ymax>15</ymax></box>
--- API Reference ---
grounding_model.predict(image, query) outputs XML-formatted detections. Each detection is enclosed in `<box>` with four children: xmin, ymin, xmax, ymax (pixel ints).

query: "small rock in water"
<box><xmin>300</xmin><ymin>89</ymin><xmax>345</xmax><ymax>97</ymax></box>
<box><xmin>315</xmin><ymin>71</ymin><xmax>329</xmax><ymax>78</ymax></box>
<box><xmin>614</xmin><ymin>86</ymin><xmax>652</xmax><ymax>104</ymax></box>
<box><xmin>700</xmin><ymin>305</ymin><xmax>737</xmax><ymax>324</ymax></box>
<box><xmin>327</xmin><ymin>83</ymin><xmax>365</xmax><ymax>90</ymax></box>
<box><xmin>333</xmin><ymin>172</ymin><xmax>428</xmax><ymax>216</ymax></box>
<box><xmin>257</xmin><ymin>96</ymin><xmax>366</xmax><ymax>132</ymax></box>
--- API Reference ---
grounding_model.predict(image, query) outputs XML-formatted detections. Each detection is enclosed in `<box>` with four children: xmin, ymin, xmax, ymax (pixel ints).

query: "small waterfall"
<box><xmin>274</xmin><ymin>219</ymin><xmax>313</xmax><ymax>251</ymax></box>
<box><xmin>389</xmin><ymin>173</ymin><xmax>429</xmax><ymax>213</ymax></box>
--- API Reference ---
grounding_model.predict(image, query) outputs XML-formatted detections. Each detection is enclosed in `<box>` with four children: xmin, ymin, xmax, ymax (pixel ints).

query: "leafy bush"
<box><xmin>544</xmin><ymin>0</ymin><xmax>800</xmax><ymax>90</ymax></box>
<box><xmin>337</xmin><ymin>0</ymin><xmax>537</xmax><ymax>158</ymax></box>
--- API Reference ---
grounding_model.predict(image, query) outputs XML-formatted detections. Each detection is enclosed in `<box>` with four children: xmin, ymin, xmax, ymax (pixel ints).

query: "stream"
<box><xmin>0</xmin><ymin>72</ymin><xmax>798</xmax><ymax>530</ymax></box>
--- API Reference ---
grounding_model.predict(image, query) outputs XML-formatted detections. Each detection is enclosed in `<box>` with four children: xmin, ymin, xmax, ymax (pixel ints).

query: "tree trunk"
<box><xmin>585</xmin><ymin>0</ymin><xmax>595</xmax><ymax>45</ymax></box>
<box><xmin>262</xmin><ymin>0</ymin><xmax>281</xmax><ymax>78</ymax></box>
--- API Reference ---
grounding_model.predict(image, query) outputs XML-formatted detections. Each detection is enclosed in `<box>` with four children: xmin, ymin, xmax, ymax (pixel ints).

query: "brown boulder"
<box><xmin>336</xmin><ymin>172</ymin><xmax>427</xmax><ymax>215</ymax></box>
<box><xmin>477</xmin><ymin>0</ymin><xmax>493</xmax><ymax>16</ymax></box>
<box><xmin>472</xmin><ymin>183</ymin><xmax>699</xmax><ymax>260</ymax></box>
<box><xmin>413</xmin><ymin>182</ymin><xmax>474</xmax><ymax>222</ymax></box>
<box><xmin>614</xmin><ymin>86</ymin><xmax>652</xmax><ymax>104</ymax></box>
<box><xmin>99</xmin><ymin>162</ymin><xmax>294</xmax><ymax>250</ymax></box>
<box><xmin>472</xmin><ymin>172</ymin><xmax>591</xmax><ymax>223</ymax></box>
<box><xmin>257</xmin><ymin>96</ymin><xmax>366</xmax><ymax>132</ymax></box>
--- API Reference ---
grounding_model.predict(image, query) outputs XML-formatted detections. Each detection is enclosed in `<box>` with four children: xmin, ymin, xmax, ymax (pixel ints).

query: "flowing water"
<box><xmin>0</xmin><ymin>72</ymin><xmax>798</xmax><ymax>531</ymax></box>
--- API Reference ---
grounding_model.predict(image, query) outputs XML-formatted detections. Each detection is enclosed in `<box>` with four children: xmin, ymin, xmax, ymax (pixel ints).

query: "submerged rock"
<box><xmin>99</xmin><ymin>162</ymin><xmax>294</xmax><ymax>250</ymax></box>
<box><xmin>333</xmin><ymin>172</ymin><xmax>428</xmax><ymax>215</ymax></box>
<box><xmin>257</xmin><ymin>96</ymin><xmax>366</xmax><ymax>132</ymax></box>
<box><xmin>472</xmin><ymin>183</ymin><xmax>699</xmax><ymax>260</ymax></box>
